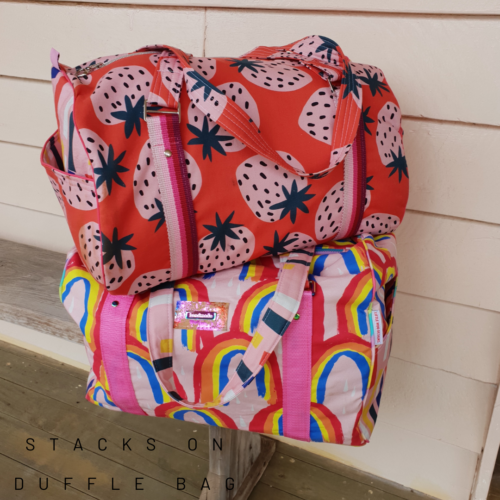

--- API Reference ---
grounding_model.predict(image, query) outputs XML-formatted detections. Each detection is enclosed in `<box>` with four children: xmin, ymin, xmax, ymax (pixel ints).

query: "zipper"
<box><xmin>74</xmin><ymin>51</ymin><xmax>160</xmax><ymax>77</ymax></box>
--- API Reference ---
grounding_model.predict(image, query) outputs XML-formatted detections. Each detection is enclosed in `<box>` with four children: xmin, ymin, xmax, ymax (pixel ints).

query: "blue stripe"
<box><xmin>341</xmin><ymin>251</ymin><xmax>361</xmax><ymax>274</ymax></box>
<box><xmin>312</xmin><ymin>255</ymin><xmax>328</xmax><ymax>276</ymax></box>
<box><xmin>128</xmin><ymin>352</ymin><xmax>164</xmax><ymax>405</ymax></box>
<box><xmin>310</xmin><ymin>414</ymin><xmax>323</xmax><ymax>442</ymax></box>
<box><xmin>239</xmin><ymin>263</ymin><xmax>250</xmax><ymax>281</ymax></box>
<box><xmin>61</xmin><ymin>276</ymin><xmax>91</xmax><ymax>335</ymax></box>
<box><xmin>219</xmin><ymin>349</ymin><xmax>245</xmax><ymax>392</ymax></box>
<box><xmin>93</xmin><ymin>386</ymin><xmax>117</xmax><ymax>407</ymax></box>
<box><xmin>139</xmin><ymin>307</ymin><xmax>148</xmax><ymax>342</ymax></box>
<box><xmin>250</xmin><ymin>291</ymin><xmax>274</xmax><ymax>333</ymax></box>
<box><xmin>172</xmin><ymin>409</ymin><xmax>219</xmax><ymax>426</ymax></box>
<box><xmin>316</xmin><ymin>351</ymin><xmax>370</xmax><ymax>404</ymax></box>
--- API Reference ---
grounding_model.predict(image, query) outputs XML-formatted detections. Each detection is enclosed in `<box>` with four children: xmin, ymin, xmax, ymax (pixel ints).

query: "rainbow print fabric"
<box><xmin>60</xmin><ymin>235</ymin><xmax>397</xmax><ymax>445</ymax></box>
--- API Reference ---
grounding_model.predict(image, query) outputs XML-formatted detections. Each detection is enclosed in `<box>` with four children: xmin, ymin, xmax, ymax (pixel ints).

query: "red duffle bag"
<box><xmin>41</xmin><ymin>35</ymin><xmax>408</xmax><ymax>295</ymax></box>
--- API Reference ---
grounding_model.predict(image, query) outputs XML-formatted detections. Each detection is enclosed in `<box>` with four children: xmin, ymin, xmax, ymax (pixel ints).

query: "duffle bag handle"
<box><xmin>142</xmin><ymin>36</ymin><xmax>361</xmax><ymax>178</ymax></box>
<box><xmin>147</xmin><ymin>246</ymin><xmax>315</xmax><ymax>409</ymax></box>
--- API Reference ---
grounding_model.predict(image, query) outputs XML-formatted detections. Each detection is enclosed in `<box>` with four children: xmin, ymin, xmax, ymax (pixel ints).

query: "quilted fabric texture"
<box><xmin>60</xmin><ymin>234</ymin><xmax>398</xmax><ymax>445</ymax></box>
<box><xmin>42</xmin><ymin>35</ymin><xmax>408</xmax><ymax>295</ymax></box>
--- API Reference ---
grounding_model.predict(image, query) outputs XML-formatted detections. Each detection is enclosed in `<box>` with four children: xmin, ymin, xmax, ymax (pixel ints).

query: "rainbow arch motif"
<box><xmin>249</xmin><ymin>405</ymin><xmax>283</xmax><ymax>436</ymax></box>
<box><xmin>155</xmin><ymin>403</ymin><xmax>236</xmax><ymax>428</ymax></box>
<box><xmin>128</xmin><ymin>295</ymin><xmax>149</xmax><ymax>342</ymax></box>
<box><xmin>309</xmin><ymin>403</ymin><xmax>344</xmax><ymax>443</ymax></box>
<box><xmin>238</xmin><ymin>281</ymin><xmax>278</xmax><ymax>334</ymax></box>
<box><xmin>60</xmin><ymin>263</ymin><xmax>102</xmax><ymax>350</ymax></box>
<box><xmin>312</xmin><ymin>342</ymin><xmax>372</xmax><ymax>404</ymax></box>
<box><xmin>337</xmin><ymin>271</ymin><xmax>373</xmax><ymax>338</ymax></box>
<box><xmin>340</xmin><ymin>244</ymin><xmax>367</xmax><ymax>275</ymax></box>
<box><xmin>197</xmin><ymin>338</ymin><xmax>249</xmax><ymax>403</ymax></box>
<box><xmin>87</xmin><ymin>379</ymin><xmax>117</xmax><ymax>409</ymax></box>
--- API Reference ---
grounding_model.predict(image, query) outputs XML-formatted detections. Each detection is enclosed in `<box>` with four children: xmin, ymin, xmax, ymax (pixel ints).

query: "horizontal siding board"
<box><xmin>1</xmin><ymin>5</ymin><xmax>500</xmax><ymax>124</ymax></box>
<box><xmin>275</xmin><ymin>422</ymin><xmax>478</xmax><ymax>500</ymax></box>
<box><xmin>3</xmin><ymin>79</ymin><xmax>500</xmax><ymax>225</ymax></box>
<box><xmin>39</xmin><ymin>0</ymin><xmax>500</xmax><ymax>14</ymax></box>
<box><xmin>397</xmin><ymin>211</ymin><xmax>500</xmax><ymax>313</ymax></box>
<box><xmin>205</xmin><ymin>9</ymin><xmax>500</xmax><ymax>126</ymax></box>
<box><xmin>0</xmin><ymin>2</ymin><xmax>205</xmax><ymax>80</ymax></box>
<box><xmin>0</xmin><ymin>203</ymin><xmax>73</xmax><ymax>253</ymax></box>
<box><xmin>404</xmin><ymin>118</ymin><xmax>500</xmax><ymax>224</ymax></box>
<box><xmin>0</xmin><ymin>142</ymin><xmax>63</xmax><ymax>216</ymax></box>
<box><xmin>381</xmin><ymin>358</ymin><xmax>496</xmax><ymax>453</ymax></box>
<box><xmin>0</xmin><ymin>77</ymin><xmax>56</xmax><ymax>147</ymax></box>
<box><xmin>393</xmin><ymin>292</ymin><xmax>500</xmax><ymax>384</ymax></box>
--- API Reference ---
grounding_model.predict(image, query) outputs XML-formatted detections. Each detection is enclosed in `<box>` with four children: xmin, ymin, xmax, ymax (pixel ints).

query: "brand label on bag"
<box><xmin>174</xmin><ymin>301</ymin><xmax>229</xmax><ymax>331</ymax></box>
<box><xmin>369</xmin><ymin>302</ymin><xmax>384</xmax><ymax>346</ymax></box>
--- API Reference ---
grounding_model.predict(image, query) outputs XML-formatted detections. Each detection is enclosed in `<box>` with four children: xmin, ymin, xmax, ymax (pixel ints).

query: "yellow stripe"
<box><xmin>160</xmin><ymin>339</ymin><xmax>173</xmax><ymax>353</ymax></box>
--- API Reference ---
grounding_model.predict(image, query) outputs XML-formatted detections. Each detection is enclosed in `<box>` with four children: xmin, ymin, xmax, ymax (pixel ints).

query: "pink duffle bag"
<box><xmin>60</xmin><ymin>234</ymin><xmax>397</xmax><ymax>445</ymax></box>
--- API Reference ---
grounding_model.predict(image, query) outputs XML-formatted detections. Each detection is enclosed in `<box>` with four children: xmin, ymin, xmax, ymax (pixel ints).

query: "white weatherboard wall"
<box><xmin>0</xmin><ymin>2</ymin><xmax>498</xmax><ymax>499</ymax></box>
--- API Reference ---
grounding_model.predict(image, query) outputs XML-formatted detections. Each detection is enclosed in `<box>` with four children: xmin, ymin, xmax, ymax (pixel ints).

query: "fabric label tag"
<box><xmin>369</xmin><ymin>302</ymin><xmax>384</xmax><ymax>346</ymax></box>
<box><xmin>174</xmin><ymin>301</ymin><xmax>229</xmax><ymax>331</ymax></box>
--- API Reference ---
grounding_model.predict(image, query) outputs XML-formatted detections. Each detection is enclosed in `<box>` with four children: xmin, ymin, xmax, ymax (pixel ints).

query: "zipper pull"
<box><xmin>75</xmin><ymin>62</ymin><xmax>104</xmax><ymax>77</ymax></box>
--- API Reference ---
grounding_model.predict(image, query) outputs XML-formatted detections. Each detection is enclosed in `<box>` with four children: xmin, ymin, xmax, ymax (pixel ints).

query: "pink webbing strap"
<box><xmin>99</xmin><ymin>295</ymin><xmax>146</xmax><ymax>415</ymax></box>
<box><xmin>146</xmin><ymin>113</ymin><xmax>198</xmax><ymax>280</ymax></box>
<box><xmin>282</xmin><ymin>290</ymin><xmax>313</xmax><ymax>441</ymax></box>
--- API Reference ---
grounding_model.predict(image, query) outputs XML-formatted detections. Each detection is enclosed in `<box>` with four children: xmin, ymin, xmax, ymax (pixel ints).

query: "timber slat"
<box><xmin>0</xmin><ymin>239</ymin><xmax>81</xmax><ymax>343</ymax></box>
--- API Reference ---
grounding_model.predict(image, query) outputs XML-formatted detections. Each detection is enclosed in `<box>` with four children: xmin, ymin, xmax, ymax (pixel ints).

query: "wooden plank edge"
<box><xmin>232</xmin><ymin>436</ymin><xmax>276</xmax><ymax>500</ymax></box>
<box><xmin>0</xmin><ymin>303</ymin><xmax>82</xmax><ymax>344</ymax></box>
<box><xmin>273</xmin><ymin>441</ymin><xmax>438</xmax><ymax>500</ymax></box>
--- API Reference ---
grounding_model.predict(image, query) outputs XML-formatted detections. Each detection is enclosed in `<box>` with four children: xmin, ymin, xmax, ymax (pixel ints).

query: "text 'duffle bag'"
<box><xmin>60</xmin><ymin>234</ymin><xmax>397</xmax><ymax>445</ymax></box>
<box><xmin>42</xmin><ymin>35</ymin><xmax>408</xmax><ymax>296</ymax></box>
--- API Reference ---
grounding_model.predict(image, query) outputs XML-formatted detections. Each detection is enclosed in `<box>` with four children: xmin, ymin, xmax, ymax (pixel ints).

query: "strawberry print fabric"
<box><xmin>41</xmin><ymin>36</ymin><xmax>408</xmax><ymax>295</ymax></box>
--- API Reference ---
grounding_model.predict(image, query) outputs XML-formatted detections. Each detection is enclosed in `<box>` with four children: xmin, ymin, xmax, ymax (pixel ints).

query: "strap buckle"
<box><xmin>144</xmin><ymin>99</ymin><xmax>181</xmax><ymax>123</ymax></box>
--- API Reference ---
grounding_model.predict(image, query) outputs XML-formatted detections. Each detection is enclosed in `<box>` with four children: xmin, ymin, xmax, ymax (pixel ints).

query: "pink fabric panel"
<box><xmin>100</xmin><ymin>295</ymin><xmax>146</xmax><ymax>415</ymax></box>
<box><xmin>283</xmin><ymin>290</ymin><xmax>312</xmax><ymax>441</ymax></box>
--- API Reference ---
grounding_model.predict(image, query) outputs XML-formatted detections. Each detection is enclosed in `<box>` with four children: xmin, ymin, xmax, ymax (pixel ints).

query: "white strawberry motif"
<box><xmin>185</xmin><ymin>70</ymin><xmax>227</xmax><ymax>122</ymax></box>
<box><xmin>376</xmin><ymin>102</ymin><xmax>403</xmax><ymax>166</ymax></box>
<box><xmin>157</xmin><ymin>57</ymin><xmax>184</xmax><ymax>100</ymax></box>
<box><xmin>189</xmin><ymin>57</ymin><xmax>217</xmax><ymax>80</ymax></box>
<box><xmin>358</xmin><ymin>214</ymin><xmax>400</xmax><ymax>235</ymax></box>
<box><xmin>78</xmin><ymin>222</ymin><xmax>104</xmax><ymax>284</ymax></box>
<box><xmin>299</xmin><ymin>87</ymin><xmax>338</xmax><ymax>145</ymax></box>
<box><xmin>236</xmin><ymin>153</ymin><xmax>310</xmax><ymax>223</ymax></box>
<box><xmin>264</xmin><ymin>231</ymin><xmax>316</xmax><ymax>256</ymax></box>
<box><xmin>351</xmin><ymin>63</ymin><xmax>385</xmax><ymax>86</ymax></box>
<box><xmin>187</xmin><ymin>82</ymin><xmax>259</xmax><ymax>154</ymax></box>
<box><xmin>315</xmin><ymin>180</ymin><xmax>344</xmax><ymax>241</ymax></box>
<box><xmin>198</xmin><ymin>212</ymin><xmax>255</xmax><ymax>273</ymax></box>
<box><xmin>91</xmin><ymin>66</ymin><xmax>153</xmax><ymax>138</ymax></box>
<box><xmin>68</xmin><ymin>53</ymin><xmax>129</xmax><ymax>87</ymax></box>
<box><xmin>228</xmin><ymin>59</ymin><xmax>312</xmax><ymax>92</ymax></box>
<box><xmin>376</xmin><ymin>103</ymin><xmax>408</xmax><ymax>182</ymax></box>
<box><xmin>128</xmin><ymin>270</ymin><xmax>172</xmax><ymax>295</ymax></box>
<box><xmin>80</xmin><ymin>129</ymin><xmax>128</xmax><ymax>203</ymax></box>
<box><xmin>99</xmin><ymin>227</ymin><xmax>136</xmax><ymax>291</ymax></box>
<box><xmin>49</xmin><ymin>178</ymin><xmax>66</xmax><ymax>216</ymax></box>
<box><xmin>133</xmin><ymin>140</ymin><xmax>163</xmax><ymax>231</ymax></box>
<box><xmin>290</xmin><ymin>35</ymin><xmax>341</xmax><ymax>66</ymax></box>
<box><xmin>55</xmin><ymin>172</ymin><xmax>97</xmax><ymax>211</ymax></box>
<box><xmin>184</xmin><ymin>151</ymin><xmax>202</xmax><ymax>199</ymax></box>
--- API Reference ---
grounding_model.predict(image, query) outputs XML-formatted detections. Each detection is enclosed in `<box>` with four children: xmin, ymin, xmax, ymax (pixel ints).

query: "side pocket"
<box><xmin>41</xmin><ymin>131</ymin><xmax>104</xmax><ymax>285</ymax></box>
